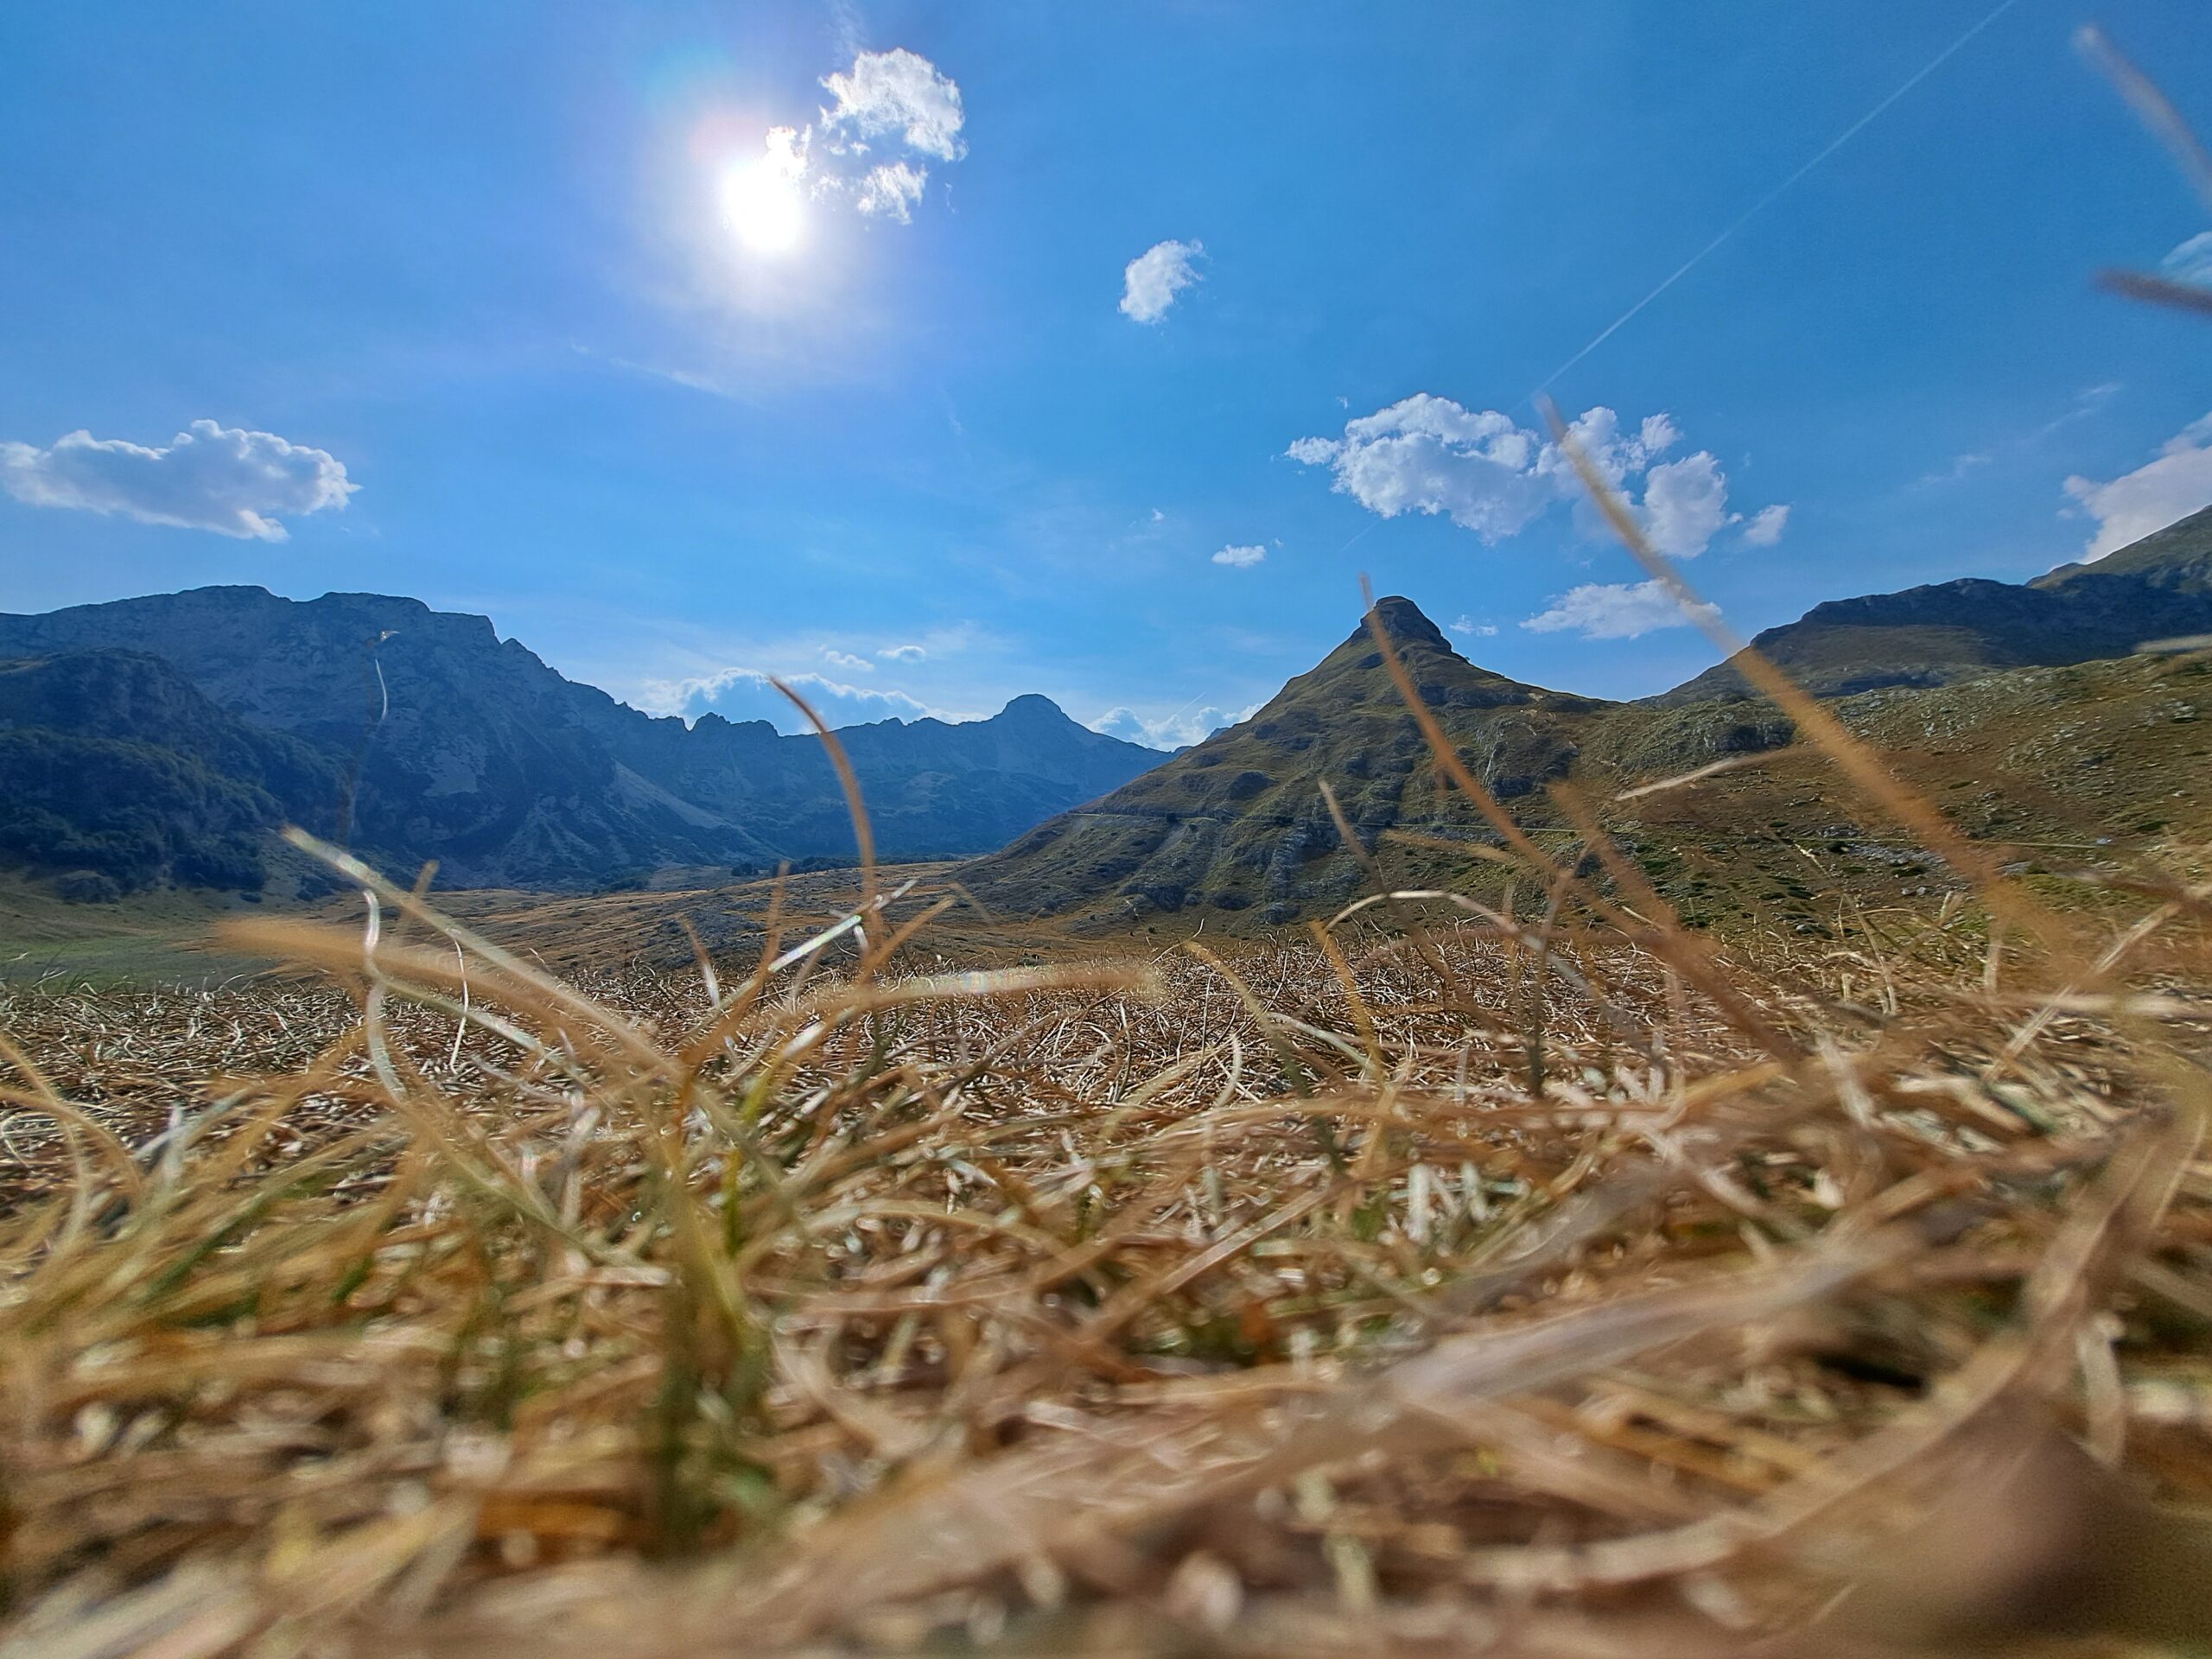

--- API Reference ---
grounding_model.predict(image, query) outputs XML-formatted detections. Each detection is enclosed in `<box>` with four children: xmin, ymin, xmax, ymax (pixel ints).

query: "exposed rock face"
<box><xmin>1658</xmin><ymin>506</ymin><xmax>2212</xmax><ymax>704</ymax></box>
<box><xmin>0</xmin><ymin>588</ymin><xmax>1164</xmax><ymax>890</ymax></box>
<box><xmin>963</xmin><ymin>595</ymin><xmax>1611</xmax><ymax>925</ymax></box>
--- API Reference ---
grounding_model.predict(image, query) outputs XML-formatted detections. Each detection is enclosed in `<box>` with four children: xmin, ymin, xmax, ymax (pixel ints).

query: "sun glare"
<box><xmin>721</xmin><ymin>156</ymin><xmax>804</xmax><ymax>255</ymax></box>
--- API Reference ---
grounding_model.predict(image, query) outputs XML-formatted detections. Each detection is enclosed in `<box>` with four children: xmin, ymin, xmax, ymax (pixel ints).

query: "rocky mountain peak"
<box><xmin>995</xmin><ymin>692</ymin><xmax>1069</xmax><ymax>725</ymax></box>
<box><xmin>1363</xmin><ymin>595</ymin><xmax>1451</xmax><ymax>652</ymax></box>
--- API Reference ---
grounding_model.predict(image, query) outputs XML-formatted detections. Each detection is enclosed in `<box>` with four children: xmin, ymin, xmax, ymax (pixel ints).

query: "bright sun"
<box><xmin>721</xmin><ymin>156</ymin><xmax>804</xmax><ymax>256</ymax></box>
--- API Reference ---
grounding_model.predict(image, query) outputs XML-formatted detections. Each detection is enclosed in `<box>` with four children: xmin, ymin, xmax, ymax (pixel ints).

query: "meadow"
<box><xmin>3</xmin><ymin>569</ymin><xmax>2210</xmax><ymax>1657</ymax></box>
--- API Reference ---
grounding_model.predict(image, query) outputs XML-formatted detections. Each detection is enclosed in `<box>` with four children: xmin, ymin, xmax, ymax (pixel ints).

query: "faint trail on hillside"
<box><xmin>1531</xmin><ymin>0</ymin><xmax>2024</xmax><ymax>401</ymax></box>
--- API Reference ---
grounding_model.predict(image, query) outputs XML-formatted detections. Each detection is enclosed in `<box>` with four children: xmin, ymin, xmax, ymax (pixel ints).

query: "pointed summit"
<box><xmin>965</xmin><ymin>595</ymin><xmax>1614</xmax><ymax>926</ymax></box>
<box><xmin>1363</xmin><ymin>594</ymin><xmax>1451</xmax><ymax>651</ymax></box>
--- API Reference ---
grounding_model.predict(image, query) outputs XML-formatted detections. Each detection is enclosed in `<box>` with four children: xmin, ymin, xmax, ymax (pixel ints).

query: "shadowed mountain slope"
<box><xmin>1659</xmin><ymin>506</ymin><xmax>2212</xmax><ymax>703</ymax></box>
<box><xmin>0</xmin><ymin>650</ymin><xmax>344</xmax><ymax>897</ymax></box>
<box><xmin>0</xmin><ymin>588</ymin><xmax>1164</xmax><ymax>889</ymax></box>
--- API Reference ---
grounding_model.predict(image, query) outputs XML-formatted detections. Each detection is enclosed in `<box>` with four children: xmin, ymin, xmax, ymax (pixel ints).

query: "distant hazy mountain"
<box><xmin>965</xmin><ymin>596</ymin><xmax>1618</xmax><ymax>925</ymax></box>
<box><xmin>1657</xmin><ymin>505</ymin><xmax>2212</xmax><ymax>704</ymax></box>
<box><xmin>0</xmin><ymin>587</ymin><xmax>1163</xmax><ymax>892</ymax></box>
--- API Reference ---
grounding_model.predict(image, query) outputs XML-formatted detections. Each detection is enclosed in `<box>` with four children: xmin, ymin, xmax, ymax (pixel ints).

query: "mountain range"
<box><xmin>0</xmin><ymin>588</ymin><xmax>1163</xmax><ymax>893</ymax></box>
<box><xmin>3</xmin><ymin>505</ymin><xmax>2209</xmax><ymax>906</ymax></box>
<box><xmin>969</xmin><ymin>509</ymin><xmax>2212</xmax><ymax>928</ymax></box>
<box><xmin>1659</xmin><ymin>505</ymin><xmax>2212</xmax><ymax>702</ymax></box>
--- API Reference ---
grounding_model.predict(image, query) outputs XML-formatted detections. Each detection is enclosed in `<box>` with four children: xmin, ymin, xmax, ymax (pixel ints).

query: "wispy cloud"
<box><xmin>876</xmin><ymin>643</ymin><xmax>926</xmax><ymax>662</ymax></box>
<box><xmin>2063</xmin><ymin>410</ymin><xmax>2212</xmax><ymax>560</ymax></box>
<box><xmin>2162</xmin><ymin>232</ymin><xmax>2212</xmax><ymax>287</ymax></box>
<box><xmin>1449</xmin><ymin>615</ymin><xmax>1499</xmax><ymax>638</ymax></box>
<box><xmin>1211</xmin><ymin>543</ymin><xmax>1265</xmax><ymax>568</ymax></box>
<box><xmin>0</xmin><ymin>419</ymin><xmax>355</xmax><ymax>541</ymax></box>
<box><xmin>822</xmin><ymin>648</ymin><xmax>874</xmax><ymax>672</ymax></box>
<box><xmin>1522</xmin><ymin>580</ymin><xmax>1719</xmax><ymax>641</ymax></box>
<box><xmin>1739</xmin><ymin>503</ymin><xmax>1790</xmax><ymax>546</ymax></box>
<box><xmin>1922</xmin><ymin>383</ymin><xmax>2123</xmax><ymax>487</ymax></box>
<box><xmin>1921</xmin><ymin>450</ymin><xmax>1993</xmax><ymax>486</ymax></box>
<box><xmin>1121</xmin><ymin>239</ymin><xmax>1205</xmax><ymax>324</ymax></box>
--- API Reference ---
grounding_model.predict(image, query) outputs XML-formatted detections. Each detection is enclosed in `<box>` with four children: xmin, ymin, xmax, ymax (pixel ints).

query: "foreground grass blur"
<box><xmin>3</xmin><ymin>613</ymin><xmax>2211</xmax><ymax>1657</ymax></box>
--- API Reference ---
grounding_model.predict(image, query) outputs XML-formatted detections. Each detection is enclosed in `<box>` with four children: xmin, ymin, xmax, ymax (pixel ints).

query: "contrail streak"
<box><xmin>1532</xmin><ymin>0</ymin><xmax>2024</xmax><ymax>398</ymax></box>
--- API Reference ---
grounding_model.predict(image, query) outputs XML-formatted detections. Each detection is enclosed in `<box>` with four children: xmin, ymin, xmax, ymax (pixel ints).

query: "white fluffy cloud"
<box><xmin>876</xmin><ymin>643</ymin><xmax>926</xmax><ymax>662</ymax></box>
<box><xmin>1740</xmin><ymin>503</ymin><xmax>1791</xmax><ymax>546</ymax></box>
<box><xmin>1522</xmin><ymin>580</ymin><xmax>1719</xmax><ymax>641</ymax></box>
<box><xmin>1287</xmin><ymin>395</ymin><xmax>1751</xmax><ymax>558</ymax></box>
<box><xmin>821</xmin><ymin>649</ymin><xmax>874</xmax><ymax>672</ymax></box>
<box><xmin>821</xmin><ymin>48</ymin><xmax>967</xmax><ymax>162</ymax></box>
<box><xmin>0</xmin><ymin>419</ymin><xmax>355</xmax><ymax>541</ymax></box>
<box><xmin>1211</xmin><ymin>543</ymin><xmax>1265</xmax><ymax>568</ymax></box>
<box><xmin>855</xmin><ymin>160</ymin><xmax>927</xmax><ymax>223</ymax></box>
<box><xmin>1121</xmin><ymin>239</ymin><xmax>1204</xmax><ymax>324</ymax></box>
<box><xmin>1091</xmin><ymin>702</ymin><xmax>1255</xmax><ymax>749</ymax></box>
<box><xmin>734</xmin><ymin>48</ymin><xmax>963</xmax><ymax>235</ymax></box>
<box><xmin>1641</xmin><ymin>453</ymin><xmax>1730</xmax><ymax>559</ymax></box>
<box><xmin>2063</xmin><ymin>412</ymin><xmax>2212</xmax><ymax>559</ymax></box>
<box><xmin>650</xmin><ymin>666</ymin><xmax>966</xmax><ymax>734</ymax></box>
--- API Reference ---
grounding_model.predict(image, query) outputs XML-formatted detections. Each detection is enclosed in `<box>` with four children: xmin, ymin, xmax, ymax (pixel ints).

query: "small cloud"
<box><xmin>854</xmin><ymin>160</ymin><xmax>927</xmax><ymax>222</ymax></box>
<box><xmin>1090</xmin><ymin>702</ymin><xmax>1258</xmax><ymax>748</ymax></box>
<box><xmin>1522</xmin><ymin>580</ymin><xmax>1719</xmax><ymax>641</ymax></box>
<box><xmin>1149</xmin><ymin>506</ymin><xmax>1166</xmax><ymax>522</ymax></box>
<box><xmin>2063</xmin><ymin>410</ymin><xmax>2212</xmax><ymax>560</ymax></box>
<box><xmin>876</xmin><ymin>643</ymin><xmax>926</xmax><ymax>662</ymax></box>
<box><xmin>1121</xmin><ymin>238</ymin><xmax>1204</xmax><ymax>324</ymax></box>
<box><xmin>0</xmin><ymin>418</ymin><xmax>355</xmax><ymax>541</ymax></box>
<box><xmin>1640</xmin><ymin>451</ymin><xmax>1730</xmax><ymax>559</ymax></box>
<box><xmin>1211</xmin><ymin>543</ymin><xmax>1265</xmax><ymax>569</ymax></box>
<box><xmin>1448</xmin><ymin>615</ymin><xmax>1499</xmax><ymax>638</ymax></box>
<box><xmin>1923</xmin><ymin>451</ymin><xmax>1993</xmax><ymax>486</ymax></box>
<box><xmin>2162</xmin><ymin>231</ymin><xmax>2212</xmax><ymax>287</ymax></box>
<box><xmin>822</xmin><ymin>648</ymin><xmax>874</xmax><ymax>672</ymax></box>
<box><xmin>1739</xmin><ymin>504</ymin><xmax>1790</xmax><ymax>547</ymax></box>
<box><xmin>820</xmin><ymin>48</ymin><xmax>966</xmax><ymax>161</ymax></box>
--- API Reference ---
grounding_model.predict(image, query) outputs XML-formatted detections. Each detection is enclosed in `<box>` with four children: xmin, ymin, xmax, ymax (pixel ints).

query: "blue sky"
<box><xmin>3</xmin><ymin>2</ymin><xmax>2210</xmax><ymax>742</ymax></box>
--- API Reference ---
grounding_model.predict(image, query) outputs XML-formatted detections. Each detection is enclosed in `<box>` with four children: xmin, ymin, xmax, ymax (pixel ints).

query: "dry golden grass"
<box><xmin>3</xmin><ymin>611</ymin><xmax>2212</xmax><ymax>1656</ymax></box>
<box><xmin>10</xmin><ymin>177</ymin><xmax>2212</xmax><ymax>1640</ymax></box>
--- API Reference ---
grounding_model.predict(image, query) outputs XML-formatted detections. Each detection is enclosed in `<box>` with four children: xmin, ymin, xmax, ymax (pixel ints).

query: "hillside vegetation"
<box><xmin>0</xmin><ymin>659</ymin><xmax>2207</xmax><ymax>1655</ymax></box>
<box><xmin>969</xmin><ymin>597</ymin><xmax>2212</xmax><ymax>937</ymax></box>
